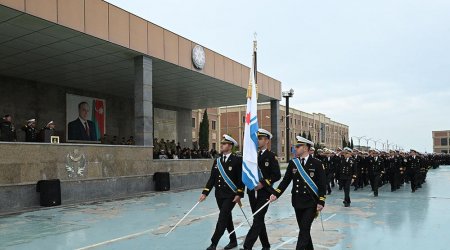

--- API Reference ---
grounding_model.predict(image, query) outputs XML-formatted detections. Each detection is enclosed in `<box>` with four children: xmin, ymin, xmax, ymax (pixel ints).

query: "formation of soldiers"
<box><xmin>316</xmin><ymin>147</ymin><xmax>450</xmax><ymax>201</ymax></box>
<box><xmin>196</xmin><ymin>129</ymin><xmax>449</xmax><ymax>250</ymax></box>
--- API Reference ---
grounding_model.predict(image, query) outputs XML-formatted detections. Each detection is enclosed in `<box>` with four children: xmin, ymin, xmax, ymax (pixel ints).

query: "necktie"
<box><xmin>85</xmin><ymin>122</ymin><xmax>90</xmax><ymax>137</ymax></box>
<box><xmin>223</xmin><ymin>155</ymin><xmax>226</xmax><ymax>163</ymax></box>
<box><xmin>301</xmin><ymin>158</ymin><xmax>305</xmax><ymax>166</ymax></box>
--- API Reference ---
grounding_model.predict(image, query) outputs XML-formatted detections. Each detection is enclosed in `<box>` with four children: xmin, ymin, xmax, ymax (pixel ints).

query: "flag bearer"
<box><xmin>241</xmin><ymin>129</ymin><xmax>281</xmax><ymax>250</ymax></box>
<box><xmin>270</xmin><ymin>136</ymin><xmax>326</xmax><ymax>250</ymax></box>
<box><xmin>199</xmin><ymin>134</ymin><xmax>245</xmax><ymax>250</ymax></box>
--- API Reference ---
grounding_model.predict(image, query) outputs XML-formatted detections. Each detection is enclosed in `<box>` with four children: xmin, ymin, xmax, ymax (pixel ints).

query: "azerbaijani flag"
<box><xmin>91</xmin><ymin>99</ymin><xmax>105</xmax><ymax>141</ymax></box>
<box><xmin>242</xmin><ymin>40</ymin><xmax>260</xmax><ymax>190</ymax></box>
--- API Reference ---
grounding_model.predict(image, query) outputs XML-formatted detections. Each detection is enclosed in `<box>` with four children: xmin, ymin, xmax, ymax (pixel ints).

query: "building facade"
<box><xmin>192</xmin><ymin>103</ymin><xmax>349</xmax><ymax>161</ymax></box>
<box><xmin>432</xmin><ymin>130</ymin><xmax>450</xmax><ymax>153</ymax></box>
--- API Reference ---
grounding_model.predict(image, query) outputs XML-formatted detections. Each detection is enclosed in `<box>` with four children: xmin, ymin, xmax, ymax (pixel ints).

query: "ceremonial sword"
<box><xmin>165</xmin><ymin>201</ymin><xmax>200</xmax><ymax>237</ymax></box>
<box><xmin>238</xmin><ymin>201</ymin><xmax>252</xmax><ymax>227</ymax></box>
<box><xmin>228</xmin><ymin>200</ymin><xmax>271</xmax><ymax>236</ymax></box>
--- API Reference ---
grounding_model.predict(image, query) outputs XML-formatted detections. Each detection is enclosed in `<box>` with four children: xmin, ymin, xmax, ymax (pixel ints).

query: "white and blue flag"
<box><xmin>242</xmin><ymin>41</ymin><xmax>260</xmax><ymax>190</ymax></box>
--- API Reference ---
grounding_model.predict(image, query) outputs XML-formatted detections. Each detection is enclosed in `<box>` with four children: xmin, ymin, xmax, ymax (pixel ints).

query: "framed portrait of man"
<box><xmin>51</xmin><ymin>136</ymin><xmax>60</xmax><ymax>144</ymax></box>
<box><xmin>66</xmin><ymin>94</ymin><xmax>106</xmax><ymax>143</ymax></box>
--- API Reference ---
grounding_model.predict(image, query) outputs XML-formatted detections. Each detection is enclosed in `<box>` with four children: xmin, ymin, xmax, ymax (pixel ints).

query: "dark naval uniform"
<box><xmin>21</xmin><ymin>125</ymin><xmax>38</xmax><ymax>142</ymax></box>
<box><xmin>202</xmin><ymin>154</ymin><xmax>245</xmax><ymax>248</ymax></box>
<box><xmin>274</xmin><ymin>156</ymin><xmax>326</xmax><ymax>250</ymax></box>
<box><xmin>368</xmin><ymin>156</ymin><xmax>385</xmax><ymax>196</ymax></box>
<box><xmin>322</xmin><ymin>156</ymin><xmax>334</xmax><ymax>194</ymax></box>
<box><xmin>388</xmin><ymin>155</ymin><xmax>402</xmax><ymax>191</ymax></box>
<box><xmin>243</xmin><ymin>149</ymin><xmax>281</xmax><ymax>249</ymax></box>
<box><xmin>0</xmin><ymin>120</ymin><xmax>16</xmax><ymax>142</ymax></box>
<box><xmin>406</xmin><ymin>155</ymin><xmax>420</xmax><ymax>192</ymax></box>
<box><xmin>338</xmin><ymin>157</ymin><xmax>357</xmax><ymax>205</ymax></box>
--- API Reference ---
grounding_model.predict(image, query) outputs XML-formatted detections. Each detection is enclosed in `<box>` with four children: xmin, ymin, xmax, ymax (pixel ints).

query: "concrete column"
<box><xmin>270</xmin><ymin>100</ymin><xmax>281</xmax><ymax>156</ymax></box>
<box><xmin>134</xmin><ymin>56</ymin><xmax>153</xmax><ymax>146</ymax></box>
<box><xmin>176</xmin><ymin>108</ymin><xmax>192</xmax><ymax>148</ymax></box>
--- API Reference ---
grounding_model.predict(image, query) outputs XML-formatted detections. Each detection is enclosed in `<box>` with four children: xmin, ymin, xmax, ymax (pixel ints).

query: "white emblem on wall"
<box><xmin>192</xmin><ymin>45</ymin><xmax>206</xmax><ymax>70</ymax></box>
<box><xmin>65</xmin><ymin>149</ymin><xmax>87</xmax><ymax>178</ymax></box>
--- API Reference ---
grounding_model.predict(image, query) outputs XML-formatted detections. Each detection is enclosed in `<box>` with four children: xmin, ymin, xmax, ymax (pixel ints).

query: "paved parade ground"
<box><xmin>1</xmin><ymin>166</ymin><xmax>449</xmax><ymax>250</ymax></box>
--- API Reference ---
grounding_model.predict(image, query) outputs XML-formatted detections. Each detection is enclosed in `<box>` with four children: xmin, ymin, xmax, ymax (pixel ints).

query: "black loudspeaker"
<box><xmin>154</xmin><ymin>172</ymin><xmax>170</xmax><ymax>191</ymax></box>
<box><xmin>36</xmin><ymin>179</ymin><xmax>61</xmax><ymax>207</ymax></box>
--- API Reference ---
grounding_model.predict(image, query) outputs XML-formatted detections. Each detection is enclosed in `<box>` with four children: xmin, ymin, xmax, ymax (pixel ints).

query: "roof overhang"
<box><xmin>0</xmin><ymin>2</ymin><xmax>281</xmax><ymax>109</ymax></box>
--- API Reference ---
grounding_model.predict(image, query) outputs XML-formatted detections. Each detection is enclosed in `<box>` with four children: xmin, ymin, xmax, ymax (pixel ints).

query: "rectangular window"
<box><xmin>212</xmin><ymin>143</ymin><xmax>216</xmax><ymax>149</ymax></box>
<box><xmin>442</xmin><ymin>138</ymin><xmax>448</xmax><ymax>146</ymax></box>
<box><xmin>242</xmin><ymin>116</ymin><xmax>246</xmax><ymax>124</ymax></box>
<box><xmin>282</xmin><ymin>146</ymin><xmax>285</xmax><ymax>153</ymax></box>
<box><xmin>192</xmin><ymin>118</ymin><xmax>196</xmax><ymax>128</ymax></box>
<box><xmin>211</xmin><ymin>120</ymin><xmax>216</xmax><ymax>130</ymax></box>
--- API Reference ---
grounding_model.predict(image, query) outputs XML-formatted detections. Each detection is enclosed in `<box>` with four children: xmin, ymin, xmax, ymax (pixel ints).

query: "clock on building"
<box><xmin>192</xmin><ymin>45</ymin><xmax>206</xmax><ymax>70</ymax></box>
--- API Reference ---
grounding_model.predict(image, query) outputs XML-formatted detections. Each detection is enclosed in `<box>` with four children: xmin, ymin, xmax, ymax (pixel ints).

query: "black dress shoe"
<box><xmin>206</xmin><ymin>244</ymin><xmax>217</xmax><ymax>250</ymax></box>
<box><xmin>224</xmin><ymin>241</ymin><xmax>238</xmax><ymax>249</ymax></box>
<box><xmin>262</xmin><ymin>247</ymin><xmax>271</xmax><ymax>250</ymax></box>
<box><xmin>344</xmin><ymin>203</ymin><xmax>350</xmax><ymax>207</ymax></box>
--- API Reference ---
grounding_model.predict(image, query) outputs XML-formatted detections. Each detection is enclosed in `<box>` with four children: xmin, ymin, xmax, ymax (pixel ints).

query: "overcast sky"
<box><xmin>108</xmin><ymin>0</ymin><xmax>450</xmax><ymax>152</ymax></box>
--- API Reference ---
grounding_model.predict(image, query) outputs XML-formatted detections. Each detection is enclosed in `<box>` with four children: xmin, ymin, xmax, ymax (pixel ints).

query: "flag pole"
<box><xmin>253</xmin><ymin>32</ymin><xmax>257</xmax><ymax>100</ymax></box>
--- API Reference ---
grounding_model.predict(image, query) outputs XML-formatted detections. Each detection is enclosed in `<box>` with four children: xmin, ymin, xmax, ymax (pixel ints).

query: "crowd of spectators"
<box><xmin>153</xmin><ymin>138</ymin><xmax>218</xmax><ymax>160</ymax></box>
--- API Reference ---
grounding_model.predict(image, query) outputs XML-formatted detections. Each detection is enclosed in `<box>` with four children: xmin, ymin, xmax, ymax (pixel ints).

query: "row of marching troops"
<box><xmin>192</xmin><ymin>128</ymin><xmax>449</xmax><ymax>250</ymax></box>
<box><xmin>315</xmin><ymin>147</ymin><xmax>450</xmax><ymax>207</ymax></box>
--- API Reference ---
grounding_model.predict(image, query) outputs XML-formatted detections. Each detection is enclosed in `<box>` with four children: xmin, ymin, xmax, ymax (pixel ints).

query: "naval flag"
<box><xmin>242</xmin><ymin>40</ymin><xmax>260</xmax><ymax>190</ymax></box>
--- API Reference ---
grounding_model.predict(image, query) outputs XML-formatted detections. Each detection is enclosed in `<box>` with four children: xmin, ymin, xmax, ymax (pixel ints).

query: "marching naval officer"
<box><xmin>241</xmin><ymin>129</ymin><xmax>281</xmax><ymax>250</ymax></box>
<box><xmin>270</xmin><ymin>136</ymin><xmax>326</xmax><ymax>250</ymax></box>
<box><xmin>199</xmin><ymin>134</ymin><xmax>245</xmax><ymax>250</ymax></box>
<box><xmin>339</xmin><ymin>147</ymin><xmax>357</xmax><ymax>207</ymax></box>
<box><xmin>368</xmin><ymin>150</ymin><xmax>385</xmax><ymax>197</ymax></box>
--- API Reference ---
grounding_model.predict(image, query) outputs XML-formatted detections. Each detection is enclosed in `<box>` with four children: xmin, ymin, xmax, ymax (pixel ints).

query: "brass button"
<box><xmin>296</xmin><ymin>185</ymin><xmax>299</xmax><ymax>187</ymax></box>
<box><xmin>296</xmin><ymin>190</ymin><xmax>299</xmax><ymax>193</ymax></box>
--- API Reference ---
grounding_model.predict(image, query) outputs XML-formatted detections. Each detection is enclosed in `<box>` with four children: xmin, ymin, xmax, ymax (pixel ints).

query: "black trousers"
<box><xmin>370</xmin><ymin>175</ymin><xmax>381</xmax><ymax>195</ymax></box>
<box><xmin>211</xmin><ymin>197</ymin><xmax>237</xmax><ymax>245</ymax></box>
<box><xmin>407</xmin><ymin>170</ymin><xmax>418</xmax><ymax>191</ymax></box>
<box><xmin>341</xmin><ymin>179</ymin><xmax>352</xmax><ymax>204</ymax></box>
<box><xmin>243</xmin><ymin>190</ymin><xmax>270</xmax><ymax>249</ymax></box>
<box><xmin>294</xmin><ymin>206</ymin><xmax>316</xmax><ymax>250</ymax></box>
<box><xmin>390</xmin><ymin>172</ymin><xmax>399</xmax><ymax>191</ymax></box>
<box><xmin>326</xmin><ymin>173</ymin><xmax>333</xmax><ymax>193</ymax></box>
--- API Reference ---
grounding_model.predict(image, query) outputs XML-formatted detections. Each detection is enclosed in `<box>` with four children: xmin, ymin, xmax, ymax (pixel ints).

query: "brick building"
<box><xmin>432</xmin><ymin>130</ymin><xmax>450</xmax><ymax>153</ymax></box>
<box><xmin>192</xmin><ymin>103</ymin><xmax>349</xmax><ymax>161</ymax></box>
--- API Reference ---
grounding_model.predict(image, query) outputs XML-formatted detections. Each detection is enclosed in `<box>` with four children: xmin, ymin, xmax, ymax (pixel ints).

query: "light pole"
<box><xmin>282</xmin><ymin>89</ymin><xmax>294</xmax><ymax>163</ymax></box>
<box><xmin>373</xmin><ymin>139</ymin><xmax>381</xmax><ymax>150</ymax></box>
<box><xmin>352</xmin><ymin>136</ymin><xmax>366</xmax><ymax>150</ymax></box>
<box><xmin>363</xmin><ymin>137</ymin><xmax>372</xmax><ymax>150</ymax></box>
